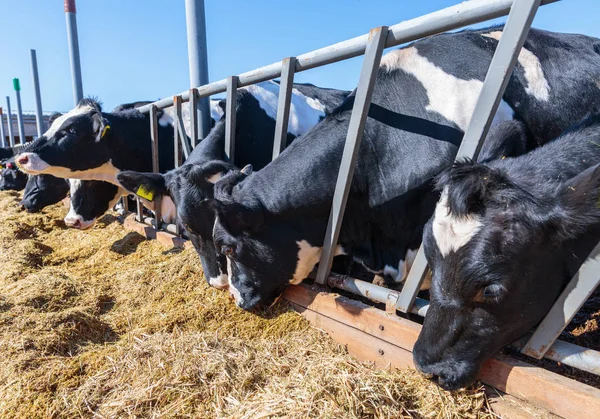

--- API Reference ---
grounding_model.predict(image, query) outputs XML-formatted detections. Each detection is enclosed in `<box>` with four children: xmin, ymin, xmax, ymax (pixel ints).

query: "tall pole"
<box><xmin>13</xmin><ymin>79</ymin><xmax>26</xmax><ymax>145</ymax></box>
<box><xmin>0</xmin><ymin>107</ymin><xmax>6</xmax><ymax>148</ymax></box>
<box><xmin>5</xmin><ymin>97</ymin><xmax>14</xmax><ymax>147</ymax></box>
<box><xmin>65</xmin><ymin>0</ymin><xmax>83</xmax><ymax>105</ymax></box>
<box><xmin>30</xmin><ymin>49</ymin><xmax>45</xmax><ymax>137</ymax></box>
<box><xmin>184</xmin><ymin>0</ymin><xmax>211</xmax><ymax>140</ymax></box>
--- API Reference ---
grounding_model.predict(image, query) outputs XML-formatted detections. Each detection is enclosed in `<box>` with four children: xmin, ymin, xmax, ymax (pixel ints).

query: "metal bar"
<box><xmin>30</xmin><ymin>50</ymin><xmax>45</xmax><ymax>137</ymax></box>
<box><xmin>225</xmin><ymin>76</ymin><xmax>238</xmax><ymax>162</ymax></box>
<box><xmin>329</xmin><ymin>274</ymin><xmax>600</xmax><ymax>376</ymax></box>
<box><xmin>150</xmin><ymin>105</ymin><xmax>162</xmax><ymax>230</ymax></box>
<box><xmin>136</xmin><ymin>197</ymin><xmax>143</xmax><ymax>222</ymax></box>
<box><xmin>184</xmin><ymin>0</ymin><xmax>211</xmax><ymax>140</ymax></box>
<box><xmin>136</xmin><ymin>0</ymin><xmax>558</xmax><ymax>114</ymax></box>
<box><xmin>122</xmin><ymin>196</ymin><xmax>129</xmax><ymax>213</ymax></box>
<box><xmin>272</xmin><ymin>57</ymin><xmax>296</xmax><ymax>160</ymax></box>
<box><xmin>64</xmin><ymin>0</ymin><xmax>83</xmax><ymax>105</ymax></box>
<box><xmin>189</xmin><ymin>89</ymin><xmax>199</xmax><ymax>147</ymax></box>
<box><xmin>0</xmin><ymin>108</ymin><xmax>6</xmax><ymax>148</ymax></box>
<box><xmin>173</xmin><ymin>96</ymin><xmax>183</xmax><ymax>167</ymax></box>
<box><xmin>522</xmin><ymin>242</ymin><xmax>600</xmax><ymax>359</ymax></box>
<box><xmin>5</xmin><ymin>97</ymin><xmax>15</xmax><ymax>147</ymax></box>
<box><xmin>174</xmin><ymin>97</ymin><xmax>192</xmax><ymax>160</ymax></box>
<box><xmin>13</xmin><ymin>79</ymin><xmax>26</xmax><ymax>146</ymax></box>
<box><xmin>315</xmin><ymin>26</ymin><xmax>388</xmax><ymax>285</ymax></box>
<box><xmin>397</xmin><ymin>0</ymin><xmax>542</xmax><ymax>313</ymax></box>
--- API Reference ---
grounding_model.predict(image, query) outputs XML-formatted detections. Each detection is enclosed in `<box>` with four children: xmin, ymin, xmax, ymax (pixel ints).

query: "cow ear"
<box><xmin>240</xmin><ymin>164</ymin><xmax>252</xmax><ymax>175</ymax></box>
<box><xmin>212</xmin><ymin>200</ymin><xmax>263</xmax><ymax>235</ymax></box>
<box><xmin>552</xmin><ymin>163</ymin><xmax>600</xmax><ymax>240</ymax></box>
<box><xmin>92</xmin><ymin>113</ymin><xmax>111</xmax><ymax>141</ymax></box>
<box><xmin>117</xmin><ymin>171</ymin><xmax>168</xmax><ymax>202</ymax></box>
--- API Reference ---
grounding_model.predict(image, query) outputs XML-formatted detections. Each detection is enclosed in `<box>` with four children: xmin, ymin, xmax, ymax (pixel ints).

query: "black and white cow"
<box><xmin>413</xmin><ymin>113</ymin><xmax>600</xmax><ymax>391</ymax></box>
<box><xmin>205</xmin><ymin>27</ymin><xmax>600</xmax><ymax>310</ymax></box>
<box><xmin>0</xmin><ymin>159</ymin><xmax>27</xmax><ymax>191</ymax></box>
<box><xmin>117</xmin><ymin>81</ymin><xmax>349</xmax><ymax>289</ymax></box>
<box><xmin>14</xmin><ymin>98</ymin><xmax>177</xmax><ymax>229</ymax></box>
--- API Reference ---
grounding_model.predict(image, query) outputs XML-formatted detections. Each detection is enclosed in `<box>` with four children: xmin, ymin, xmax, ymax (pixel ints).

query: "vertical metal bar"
<box><xmin>225</xmin><ymin>76</ymin><xmax>238</xmax><ymax>162</ymax></box>
<box><xmin>174</xmin><ymin>96</ymin><xmax>192</xmax><ymax>160</ymax></box>
<box><xmin>189</xmin><ymin>89</ymin><xmax>199</xmax><ymax>147</ymax></box>
<box><xmin>396</xmin><ymin>0</ymin><xmax>542</xmax><ymax>313</ymax></box>
<box><xmin>272</xmin><ymin>57</ymin><xmax>296</xmax><ymax>160</ymax></box>
<box><xmin>315</xmin><ymin>27</ymin><xmax>388</xmax><ymax>285</ymax></box>
<box><xmin>64</xmin><ymin>0</ymin><xmax>83</xmax><ymax>105</ymax></box>
<box><xmin>150</xmin><ymin>105</ymin><xmax>162</xmax><ymax>230</ymax></box>
<box><xmin>173</xmin><ymin>96</ymin><xmax>182</xmax><ymax>168</ymax></box>
<box><xmin>0</xmin><ymin>108</ymin><xmax>6</xmax><ymax>148</ymax></box>
<box><xmin>184</xmin><ymin>0</ymin><xmax>211</xmax><ymax>140</ymax></box>
<box><xmin>13</xmin><ymin>79</ymin><xmax>26</xmax><ymax>145</ymax></box>
<box><xmin>136</xmin><ymin>197</ymin><xmax>143</xmax><ymax>222</ymax></box>
<box><xmin>122</xmin><ymin>196</ymin><xmax>129</xmax><ymax>213</ymax></box>
<box><xmin>6</xmin><ymin>97</ymin><xmax>15</xmax><ymax>147</ymax></box>
<box><xmin>30</xmin><ymin>50</ymin><xmax>45</xmax><ymax>138</ymax></box>
<box><xmin>522</xmin><ymin>242</ymin><xmax>600</xmax><ymax>359</ymax></box>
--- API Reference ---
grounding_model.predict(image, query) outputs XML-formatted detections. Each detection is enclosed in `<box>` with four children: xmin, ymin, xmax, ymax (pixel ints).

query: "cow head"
<box><xmin>0</xmin><ymin>160</ymin><xmax>27</xmax><ymax>191</ymax></box>
<box><xmin>64</xmin><ymin>180</ymin><xmax>125</xmax><ymax>229</ymax></box>
<box><xmin>14</xmin><ymin>99</ymin><xmax>116</xmax><ymax>180</ymax></box>
<box><xmin>211</xmin><ymin>173</ymin><xmax>341</xmax><ymax>311</ymax></box>
<box><xmin>413</xmin><ymin>160</ymin><xmax>600</xmax><ymax>390</ymax></box>
<box><xmin>117</xmin><ymin>160</ymin><xmax>242</xmax><ymax>289</ymax></box>
<box><xmin>20</xmin><ymin>175</ymin><xmax>69</xmax><ymax>213</ymax></box>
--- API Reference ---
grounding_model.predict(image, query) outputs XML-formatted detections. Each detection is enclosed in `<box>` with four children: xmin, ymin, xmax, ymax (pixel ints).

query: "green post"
<box><xmin>12</xmin><ymin>78</ymin><xmax>20</xmax><ymax>91</ymax></box>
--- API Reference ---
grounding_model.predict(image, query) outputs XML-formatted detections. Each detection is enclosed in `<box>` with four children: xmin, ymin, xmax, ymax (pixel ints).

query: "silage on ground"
<box><xmin>0</xmin><ymin>190</ymin><xmax>493</xmax><ymax>418</ymax></box>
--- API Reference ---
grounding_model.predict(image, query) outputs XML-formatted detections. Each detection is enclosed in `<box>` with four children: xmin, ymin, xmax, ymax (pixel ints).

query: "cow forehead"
<box><xmin>44</xmin><ymin>105</ymin><xmax>95</xmax><ymax>138</ymax></box>
<box><xmin>431</xmin><ymin>188</ymin><xmax>482</xmax><ymax>258</ymax></box>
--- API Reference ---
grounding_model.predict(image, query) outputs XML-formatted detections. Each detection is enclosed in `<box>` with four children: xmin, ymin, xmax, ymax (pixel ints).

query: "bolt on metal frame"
<box><xmin>128</xmin><ymin>0</ymin><xmax>600</xmax><ymax>375</ymax></box>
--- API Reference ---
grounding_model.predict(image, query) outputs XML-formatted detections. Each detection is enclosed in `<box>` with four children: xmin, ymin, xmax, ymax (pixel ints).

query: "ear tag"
<box><xmin>136</xmin><ymin>184</ymin><xmax>155</xmax><ymax>201</ymax></box>
<box><xmin>101</xmin><ymin>125</ymin><xmax>111</xmax><ymax>139</ymax></box>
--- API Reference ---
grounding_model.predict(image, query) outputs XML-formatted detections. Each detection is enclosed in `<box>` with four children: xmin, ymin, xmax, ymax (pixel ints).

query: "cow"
<box><xmin>412</xmin><ymin>114</ymin><xmax>600</xmax><ymax>390</ymax></box>
<box><xmin>203</xmin><ymin>27</ymin><xmax>600</xmax><ymax>310</ymax></box>
<box><xmin>20</xmin><ymin>175</ymin><xmax>70</xmax><ymax>213</ymax></box>
<box><xmin>0</xmin><ymin>159</ymin><xmax>27</xmax><ymax>191</ymax></box>
<box><xmin>116</xmin><ymin>81</ymin><xmax>350</xmax><ymax>289</ymax></box>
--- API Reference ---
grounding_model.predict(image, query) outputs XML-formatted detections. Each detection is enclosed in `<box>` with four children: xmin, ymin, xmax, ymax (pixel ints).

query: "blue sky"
<box><xmin>1</xmin><ymin>0</ymin><xmax>597</xmax><ymax>113</ymax></box>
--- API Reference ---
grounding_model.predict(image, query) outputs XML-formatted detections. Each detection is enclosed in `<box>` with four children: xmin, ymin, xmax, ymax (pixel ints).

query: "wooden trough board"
<box><xmin>122</xmin><ymin>215</ymin><xmax>600</xmax><ymax>419</ymax></box>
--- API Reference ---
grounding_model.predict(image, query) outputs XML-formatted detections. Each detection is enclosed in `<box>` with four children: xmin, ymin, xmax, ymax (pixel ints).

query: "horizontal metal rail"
<box><xmin>329</xmin><ymin>274</ymin><xmax>600</xmax><ymax>376</ymax></box>
<box><xmin>135</xmin><ymin>0</ymin><xmax>558</xmax><ymax>114</ymax></box>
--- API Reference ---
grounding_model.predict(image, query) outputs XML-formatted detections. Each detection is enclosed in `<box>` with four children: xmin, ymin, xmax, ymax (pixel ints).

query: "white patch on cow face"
<box><xmin>19</xmin><ymin>156</ymin><xmax>121</xmax><ymax>185</ymax></box>
<box><xmin>432</xmin><ymin>188</ymin><xmax>483</xmax><ymax>258</ymax></box>
<box><xmin>226</xmin><ymin>257</ymin><xmax>244</xmax><ymax>306</ymax></box>
<box><xmin>380</xmin><ymin>47</ymin><xmax>515</xmax><ymax>131</ymax></box>
<box><xmin>44</xmin><ymin>105</ymin><xmax>95</xmax><ymax>138</ymax></box>
<box><xmin>64</xmin><ymin>180</ymin><xmax>95</xmax><ymax>230</ymax></box>
<box><xmin>209</xmin><ymin>272</ymin><xmax>229</xmax><ymax>290</ymax></box>
<box><xmin>243</xmin><ymin>81</ymin><xmax>326</xmax><ymax>137</ymax></box>
<box><xmin>206</xmin><ymin>172</ymin><xmax>223</xmax><ymax>184</ymax></box>
<box><xmin>483</xmin><ymin>31</ymin><xmax>550</xmax><ymax>101</ymax></box>
<box><xmin>290</xmin><ymin>240</ymin><xmax>345</xmax><ymax>285</ymax></box>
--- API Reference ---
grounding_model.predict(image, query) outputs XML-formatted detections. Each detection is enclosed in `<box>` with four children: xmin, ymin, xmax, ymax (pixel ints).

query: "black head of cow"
<box><xmin>0</xmin><ymin>160</ymin><xmax>27</xmax><ymax>191</ymax></box>
<box><xmin>117</xmin><ymin>160</ymin><xmax>246</xmax><ymax>289</ymax></box>
<box><xmin>65</xmin><ymin>180</ymin><xmax>123</xmax><ymax>229</ymax></box>
<box><xmin>211</xmin><ymin>175</ymin><xmax>335</xmax><ymax>311</ymax></box>
<box><xmin>413</xmin><ymin>160</ymin><xmax>600</xmax><ymax>390</ymax></box>
<box><xmin>15</xmin><ymin>99</ymin><xmax>114</xmax><ymax>176</ymax></box>
<box><xmin>20</xmin><ymin>174</ymin><xmax>69</xmax><ymax>212</ymax></box>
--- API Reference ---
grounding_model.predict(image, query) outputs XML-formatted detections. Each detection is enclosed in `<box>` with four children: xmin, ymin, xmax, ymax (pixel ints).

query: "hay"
<box><xmin>0</xmin><ymin>190</ymin><xmax>493</xmax><ymax>418</ymax></box>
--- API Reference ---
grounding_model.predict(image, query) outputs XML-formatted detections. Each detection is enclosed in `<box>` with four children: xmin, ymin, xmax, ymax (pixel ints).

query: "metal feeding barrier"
<box><xmin>130</xmin><ymin>0</ymin><xmax>600</xmax><ymax>377</ymax></box>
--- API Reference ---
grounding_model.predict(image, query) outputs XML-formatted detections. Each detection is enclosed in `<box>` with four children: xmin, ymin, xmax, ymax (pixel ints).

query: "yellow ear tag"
<box><xmin>101</xmin><ymin>125</ymin><xmax>111</xmax><ymax>139</ymax></box>
<box><xmin>136</xmin><ymin>184</ymin><xmax>155</xmax><ymax>201</ymax></box>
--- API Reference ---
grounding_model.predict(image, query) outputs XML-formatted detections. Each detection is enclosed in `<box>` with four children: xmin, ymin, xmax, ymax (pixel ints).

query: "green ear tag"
<box><xmin>136</xmin><ymin>184</ymin><xmax>155</xmax><ymax>201</ymax></box>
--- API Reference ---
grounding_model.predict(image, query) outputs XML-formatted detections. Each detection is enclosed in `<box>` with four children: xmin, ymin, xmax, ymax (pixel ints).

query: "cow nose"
<box><xmin>65</xmin><ymin>216</ymin><xmax>82</xmax><ymax>229</ymax></box>
<box><xmin>16</xmin><ymin>154</ymin><xmax>29</xmax><ymax>166</ymax></box>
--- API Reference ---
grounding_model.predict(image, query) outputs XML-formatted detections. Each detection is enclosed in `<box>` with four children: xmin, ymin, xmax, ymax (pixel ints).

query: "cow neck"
<box><xmin>105</xmin><ymin>111</ymin><xmax>158</xmax><ymax>172</ymax></box>
<box><xmin>185</xmin><ymin>119</ymin><xmax>227</xmax><ymax>166</ymax></box>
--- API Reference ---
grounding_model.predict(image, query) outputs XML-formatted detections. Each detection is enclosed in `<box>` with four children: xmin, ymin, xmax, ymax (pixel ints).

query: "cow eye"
<box><xmin>220</xmin><ymin>245</ymin><xmax>236</xmax><ymax>257</ymax></box>
<box><xmin>68</xmin><ymin>127</ymin><xmax>77</xmax><ymax>135</ymax></box>
<box><xmin>481</xmin><ymin>283</ymin><xmax>507</xmax><ymax>302</ymax></box>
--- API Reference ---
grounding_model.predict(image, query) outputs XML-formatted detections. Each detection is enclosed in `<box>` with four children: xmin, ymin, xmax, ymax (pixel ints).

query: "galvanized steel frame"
<box><xmin>128</xmin><ymin>0</ymin><xmax>600</xmax><ymax>376</ymax></box>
